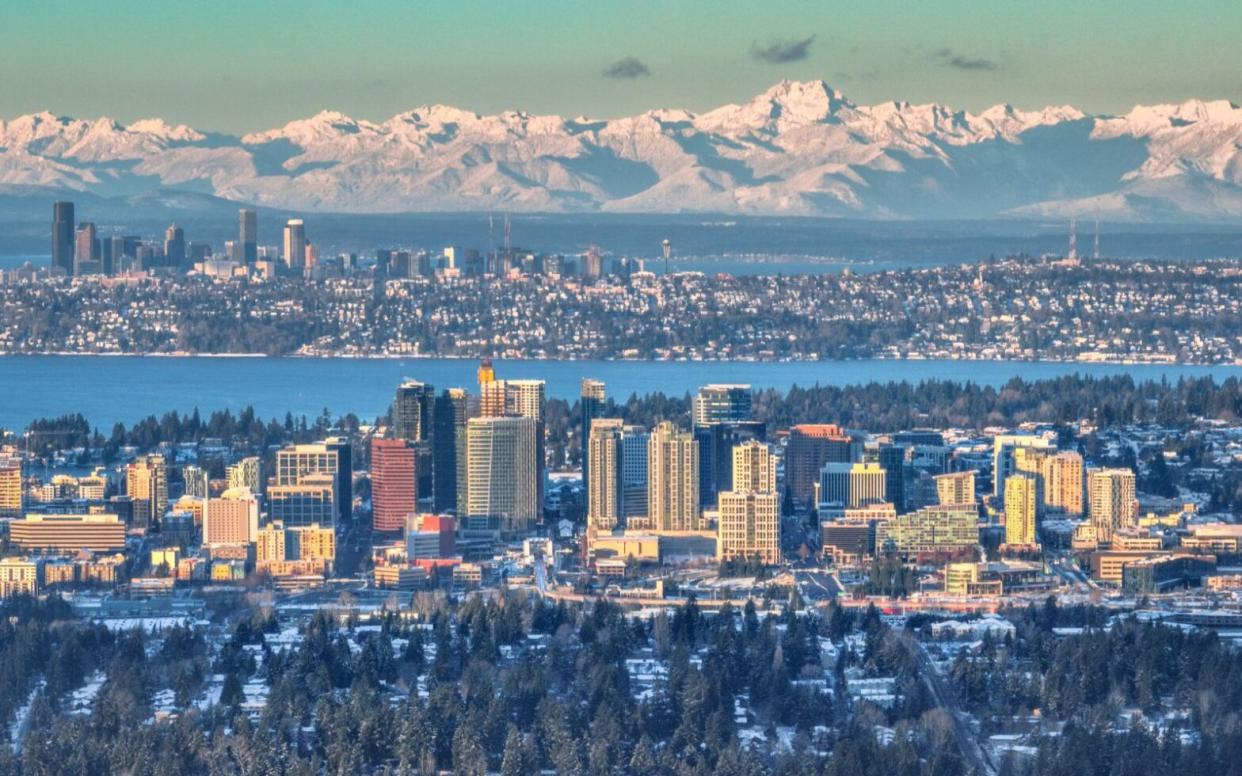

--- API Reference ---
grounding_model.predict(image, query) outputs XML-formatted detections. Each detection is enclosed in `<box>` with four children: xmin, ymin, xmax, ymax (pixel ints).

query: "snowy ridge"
<box><xmin>3</xmin><ymin>80</ymin><xmax>1242</xmax><ymax>220</ymax></box>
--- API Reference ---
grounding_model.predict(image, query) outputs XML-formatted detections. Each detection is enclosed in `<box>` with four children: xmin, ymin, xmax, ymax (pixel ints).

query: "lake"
<box><xmin>1</xmin><ymin>356</ymin><xmax>1239</xmax><ymax>432</ymax></box>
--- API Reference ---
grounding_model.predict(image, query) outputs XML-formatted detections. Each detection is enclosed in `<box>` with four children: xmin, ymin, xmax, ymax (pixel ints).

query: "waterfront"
<box><xmin>2</xmin><ymin>355</ymin><xmax>1240</xmax><ymax>431</ymax></box>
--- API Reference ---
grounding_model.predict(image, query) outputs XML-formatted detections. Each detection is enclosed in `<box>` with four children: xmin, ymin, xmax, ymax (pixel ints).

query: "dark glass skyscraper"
<box><xmin>580</xmin><ymin>379</ymin><xmax>605</xmax><ymax>488</ymax></box>
<box><xmin>52</xmin><ymin>201</ymin><xmax>74</xmax><ymax>275</ymax></box>
<box><xmin>239</xmin><ymin>209</ymin><xmax>257</xmax><ymax>263</ymax></box>
<box><xmin>433</xmin><ymin>388</ymin><xmax>469</xmax><ymax>513</ymax></box>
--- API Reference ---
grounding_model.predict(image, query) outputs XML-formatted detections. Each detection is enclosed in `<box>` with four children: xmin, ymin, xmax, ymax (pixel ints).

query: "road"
<box><xmin>794</xmin><ymin>568</ymin><xmax>842</xmax><ymax>603</ymax></box>
<box><xmin>906</xmin><ymin>633</ymin><xmax>996</xmax><ymax>776</ymax></box>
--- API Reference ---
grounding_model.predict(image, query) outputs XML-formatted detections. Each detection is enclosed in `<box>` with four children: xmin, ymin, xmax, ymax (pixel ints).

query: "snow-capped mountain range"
<box><xmin>3</xmin><ymin>80</ymin><xmax>1242</xmax><ymax>220</ymax></box>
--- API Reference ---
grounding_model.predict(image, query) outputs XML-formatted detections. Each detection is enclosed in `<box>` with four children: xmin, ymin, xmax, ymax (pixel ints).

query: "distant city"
<box><xmin>3</xmin><ymin>201</ymin><xmax>1240</xmax><ymax>364</ymax></box>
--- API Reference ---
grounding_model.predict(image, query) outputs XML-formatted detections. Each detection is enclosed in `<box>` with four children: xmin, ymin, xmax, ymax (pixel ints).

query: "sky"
<box><xmin>1</xmin><ymin>0</ymin><xmax>1238</xmax><ymax>134</ymax></box>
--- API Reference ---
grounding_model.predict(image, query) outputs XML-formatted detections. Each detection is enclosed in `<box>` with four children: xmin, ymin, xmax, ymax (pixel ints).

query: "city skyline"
<box><xmin>0</xmin><ymin>1</ymin><xmax>1237</xmax><ymax>134</ymax></box>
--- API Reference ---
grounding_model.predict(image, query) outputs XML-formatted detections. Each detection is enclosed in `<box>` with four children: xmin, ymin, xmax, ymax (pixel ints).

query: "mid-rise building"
<box><xmin>204</xmin><ymin>487</ymin><xmax>259</xmax><ymax>545</ymax></box>
<box><xmin>934</xmin><ymin>471</ymin><xmax>975</xmax><ymax>507</ymax></box>
<box><xmin>182</xmin><ymin>465</ymin><xmax>208</xmax><ymax>499</ymax></box>
<box><xmin>126</xmin><ymin>454</ymin><xmax>167</xmax><ymax>529</ymax></box>
<box><xmin>1088</xmin><ymin>468</ymin><xmax>1138</xmax><ymax>543</ymax></box>
<box><xmin>648</xmin><ymin>421</ymin><xmax>699</xmax><ymax>531</ymax></box>
<box><xmin>717</xmin><ymin>490</ymin><xmax>780</xmax><ymax>564</ymax></box>
<box><xmin>693</xmin><ymin>384</ymin><xmax>752</xmax><ymax>428</ymax></box>
<box><xmin>11</xmin><ymin>513</ymin><xmax>126</xmax><ymax>553</ymax></box>
<box><xmin>0</xmin><ymin>462</ymin><xmax>23</xmax><ymax>519</ymax></box>
<box><xmin>732</xmin><ymin>439</ymin><xmax>777</xmax><ymax>493</ymax></box>
<box><xmin>227</xmin><ymin>457</ymin><xmax>262</xmax><ymax>494</ymax></box>
<box><xmin>818</xmin><ymin>462</ymin><xmax>887</xmax><ymax>510</ymax></box>
<box><xmin>874</xmin><ymin>505</ymin><xmax>979</xmax><ymax>556</ymax></box>
<box><xmin>0</xmin><ymin>558</ymin><xmax>38</xmax><ymax>598</ymax></box>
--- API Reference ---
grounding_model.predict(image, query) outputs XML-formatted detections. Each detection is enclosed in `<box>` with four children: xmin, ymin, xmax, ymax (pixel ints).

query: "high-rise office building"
<box><xmin>621</xmin><ymin>425</ymin><xmax>650</xmax><ymax>521</ymax></box>
<box><xmin>324</xmin><ymin>437</ymin><xmax>353</xmax><ymax>523</ymax></box>
<box><xmin>648</xmin><ymin>421</ymin><xmax>700</xmax><ymax>531</ymax></box>
<box><xmin>580</xmin><ymin>379</ymin><xmax>606</xmax><ymax>488</ymax></box>
<box><xmin>587</xmin><ymin>419</ymin><xmax>624</xmax><ymax>531</ymax></box>
<box><xmin>204</xmin><ymin>487</ymin><xmax>259</xmax><ymax>545</ymax></box>
<box><xmin>268</xmin><ymin>475</ymin><xmax>336</xmax><ymax>527</ymax></box>
<box><xmin>818</xmin><ymin>462</ymin><xmax>887</xmax><ymax>510</ymax></box>
<box><xmin>74</xmin><ymin>222</ymin><xmax>98</xmax><ymax>274</ymax></box>
<box><xmin>239</xmin><ymin>209</ymin><xmax>258</xmax><ymax>263</ymax></box>
<box><xmin>934</xmin><ymin>471</ymin><xmax>976</xmax><ymax>507</ymax></box>
<box><xmin>52</xmin><ymin>201</ymin><xmax>75</xmax><ymax>275</ymax></box>
<box><xmin>394</xmin><ymin>381</ymin><xmax>435</xmax><ymax>442</ymax></box>
<box><xmin>992</xmin><ymin>434</ymin><xmax>1055</xmax><ymax>498</ymax></box>
<box><xmin>432</xmin><ymin>388</ymin><xmax>470</xmax><ymax>514</ymax></box>
<box><xmin>371</xmin><ymin>438</ymin><xmax>417</xmax><ymax>533</ymax></box>
<box><xmin>785</xmin><ymin>424</ymin><xmax>853</xmax><ymax>510</ymax></box>
<box><xmin>164</xmin><ymin>224</ymin><xmax>186</xmax><ymax>267</ymax></box>
<box><xmin>717</xmin><ymin>490</ymin><xmax>780</xmax><ymax>565</ymax></box>
<box><xmin>275</xmin><ymin>444</ymin><xmax>338</xmax><ymax>487</ymax></box>
<box><xmin>1088</xmin><ymin>468</ymin><xmax>1137</xmax><ymax>543</ymax></box>
<box><xmin>877</xmin><ymin>443</ymin><xmax>910</xmax><ymax>513</ymax></box>
<box><xmin>466</xmin><ymin>416</ymin><xmax>539</xmax><ymax>534</ymax></box>
<box><xmin>393</xmin><ymin>380</ymin><xmax>436</xmax><ymax>499</ymax></box>
<box><xmin>696</xmin><ymin>421</ymin><xmax>766</xmax><ymax>507</ymax></box>
<box><xmin>283</xmin><ymin>219</ymin><xmax>306</xmax><ymax>269</ymax></box>
<box><xmin>126</xmin><ymin>454</ymin><xmax>168</xmax><ymax>528</ymax></box>
<box><xmin>1041</xmin><ymin>452</ymin><xmax>1084</xmax><ymax>516</ymax></box>
<box><xmin>731</xmin><ymin>439</ymin><xmax>777</xmax><ymax>492</ymax></box>
<box><xmin>692</xmin><ymin>384</ymin><xmax>753</xmax><ymax>428</ymax></box>
<box><xmin>1003</xmin><ymin>474</ymin><xmax>1038</xmax><ymax>546</ymax></box>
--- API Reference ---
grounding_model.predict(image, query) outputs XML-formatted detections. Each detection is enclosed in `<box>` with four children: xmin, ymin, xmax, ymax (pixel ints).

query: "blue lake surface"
<box><xmin>1</xmin><ymin>356</ymin><xmax>1240</xmax><ymax>432</ymax></box>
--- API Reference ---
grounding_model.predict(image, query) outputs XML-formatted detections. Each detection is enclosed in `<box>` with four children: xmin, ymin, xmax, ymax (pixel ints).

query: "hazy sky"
<box><xmin>2</xmin><ymin>0</ymin><xmax>1237</xmax><ymax>133</ymax></box>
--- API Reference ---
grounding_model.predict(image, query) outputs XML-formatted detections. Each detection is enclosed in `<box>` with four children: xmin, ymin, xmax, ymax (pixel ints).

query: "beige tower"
<box><xmin>648</xmin><ymin>421</ymin><xmax>699</xmax><ymax>531</ymax></box>
<box><xmin>1088</xmin><ymin>468</ymin><xmax>1137</xmax><ymax>543</ymax></box>
<box><xmin>1003</xmin><ymin>474</ymin><xmax>1038</xmax><ymax>546</ymax></box>
<box><xmin>732</xmin><ymin>440</ymin><xmax>777</xmax><ymax>493</ymax></box>
<box><xmin>587</xmin><ymin>419</ymin><xmax>624</xmax><ymax>531</ymax></box>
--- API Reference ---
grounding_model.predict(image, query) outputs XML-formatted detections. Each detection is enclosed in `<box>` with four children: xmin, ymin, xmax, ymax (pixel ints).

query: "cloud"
<box><xmin>750</xmin><ymin>35</ymin><xmax>816</xmax><ymax>64</ymax></box>
<box><xmin>602</xmin><ymin>56</ymin><xmax>651</xmax><ymax>79</ymax></box>
<box><xmin>933</xmin><ymin>48</ymin><xmax>999</xmax><ymax>71</ymax></box>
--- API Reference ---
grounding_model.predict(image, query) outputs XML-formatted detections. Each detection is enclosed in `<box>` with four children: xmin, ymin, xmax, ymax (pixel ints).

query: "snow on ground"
<box><xmin>66</xmin><ymin>671</ymin><xmax>106</xmax><ymax>717</ymax></box>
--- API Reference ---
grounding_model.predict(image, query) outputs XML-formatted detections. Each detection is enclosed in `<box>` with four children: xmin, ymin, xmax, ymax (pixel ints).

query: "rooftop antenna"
<box><xmin>1067</xmin><ymin>218</ymin><xmax>1078</xmax><ymax>261</ymax></box>
<box><xmin>661</xmin><ymin>238</ymin><xmax>671</xmax><ymax>275</ymax></box>
<box><xmin>1093</xmin><ymin>218</ymin><xmax>1100</xmax><ymax>260</ymax></box>
<box><xmin>503</xmin><ymin>213</ymin><xmax>512</xmax><ymax>256</ymax></box>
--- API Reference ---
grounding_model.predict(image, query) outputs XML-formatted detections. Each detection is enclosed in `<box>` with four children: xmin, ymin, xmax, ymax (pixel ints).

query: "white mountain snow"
<box><xmin>3</xmin><ymin>80</ymin><xmax>1242</xmax><ymax>220</ymax></box>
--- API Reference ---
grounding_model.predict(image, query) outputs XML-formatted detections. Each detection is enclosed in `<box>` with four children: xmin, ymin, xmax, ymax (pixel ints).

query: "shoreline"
<box><xmin>0</xmin><ymin>352</ymin><xmax>1238</xmax><ymax>368</ymax></box>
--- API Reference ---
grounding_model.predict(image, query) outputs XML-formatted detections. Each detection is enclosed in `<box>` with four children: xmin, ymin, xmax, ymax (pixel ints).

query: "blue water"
<box><xmin>1</xmin><ymin>355</ymin><xmax>1239</xmax><ymax>432</ymax></box>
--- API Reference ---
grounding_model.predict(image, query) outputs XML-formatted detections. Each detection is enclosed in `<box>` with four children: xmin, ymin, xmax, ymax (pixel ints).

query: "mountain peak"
<box><xmin>3</xmin><ymin>83</ymin><xmax>1242</xmax><ymax>220</ymax></box>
